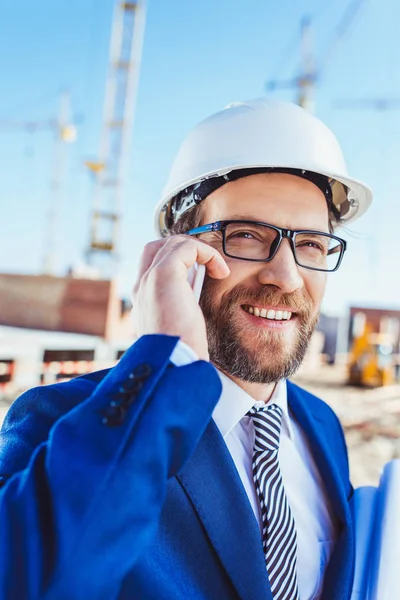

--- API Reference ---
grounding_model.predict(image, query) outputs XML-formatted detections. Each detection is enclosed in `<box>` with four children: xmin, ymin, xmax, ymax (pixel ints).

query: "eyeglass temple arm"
<box><xmin>187</xmin><ymin>222</ymin><xmax>222</xmax><ymax>235</ymax></box>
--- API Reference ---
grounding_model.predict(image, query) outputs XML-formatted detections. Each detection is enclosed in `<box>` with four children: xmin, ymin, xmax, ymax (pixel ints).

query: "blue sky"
<box><xmin>1</xmin><ymin>0</ymin><xmax>400</xmax><ymax>314</ymax></box>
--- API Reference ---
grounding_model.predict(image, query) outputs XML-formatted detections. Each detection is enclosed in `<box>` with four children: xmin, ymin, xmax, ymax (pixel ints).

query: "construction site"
<box><xmin>1</xmin><ymin>0</ymin><xmax>400</xmax><ymax>490</ymax></box>
<box><xmin>1</xmin><ymin>2</ymin><xmax>144</xmax><ymax>391</ymax></box>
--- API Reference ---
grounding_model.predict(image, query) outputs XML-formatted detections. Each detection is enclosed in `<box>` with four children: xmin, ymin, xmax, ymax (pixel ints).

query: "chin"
<box><xmin>242</xmin><ymin>327</ymin><xmax>295</xmax><ymax>353</ymax></box>
<box><xmin>230</xmin><ymin>330</ymin><xmax>306</xmax><ymax>383</ymax></box>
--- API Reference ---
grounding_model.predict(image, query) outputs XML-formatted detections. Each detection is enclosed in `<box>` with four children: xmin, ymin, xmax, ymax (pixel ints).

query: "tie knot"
<box><xmin>247</xmin><ymin>403</ymin><xmax>283</xmax><ymax>452</ymax></box>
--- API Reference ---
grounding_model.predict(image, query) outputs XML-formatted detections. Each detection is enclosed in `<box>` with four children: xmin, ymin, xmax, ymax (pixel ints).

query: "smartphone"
<box><xmin>187</xmin><ymin>263</ymin><xmax>205</xmax><ymax>303</ymax></box>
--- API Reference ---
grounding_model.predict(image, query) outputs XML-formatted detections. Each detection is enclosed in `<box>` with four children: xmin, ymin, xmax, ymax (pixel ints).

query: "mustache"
<box><xmin>212</xmin><ymin>283</ymin><xmax>313</xmax><ymax>316</ymax></box>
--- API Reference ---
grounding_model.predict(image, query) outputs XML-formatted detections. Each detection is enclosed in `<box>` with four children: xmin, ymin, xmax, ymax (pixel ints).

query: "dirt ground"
<box><xmin>1</xmin><ymin>364</ymin><xmax>399</xmax><ymax>488</ymax></box>
<box><xmin>294</xmin><ymin>364</ymin><xmax>400</xmax><ymax>487</ymax></box>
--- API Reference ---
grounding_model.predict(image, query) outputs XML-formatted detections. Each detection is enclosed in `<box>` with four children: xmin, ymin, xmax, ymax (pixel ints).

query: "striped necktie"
<box><xmin>248</xmin><ymin>403</ymin><xmax>300</xmax><ymax>600</ymax></box>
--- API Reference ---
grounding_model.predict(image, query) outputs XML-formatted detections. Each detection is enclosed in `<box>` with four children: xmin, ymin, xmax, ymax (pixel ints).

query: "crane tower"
<box><xmin>266</xmin><ymin>0</ymin><xmax>367</xmax><ymax>113</ymax></box>
<box><xmin>86</xmin><ymin>1</ymin><xmax>146</xmax><ymax>277</ymax></box>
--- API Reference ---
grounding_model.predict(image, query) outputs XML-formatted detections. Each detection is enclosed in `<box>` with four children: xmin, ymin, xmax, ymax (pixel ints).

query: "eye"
<box><xmin>296</xmin><ymin>240</ymin><xmax>327</xmax><ymax>254</ymax></box>
<box><xmin>226</xmin><ymin>227</ymin><xmax>267</xmax><ymax>242</ymax></box>
<box><xmin>229</xmin><ymin>231</ymin><xmax>256</xmax><ymax>239</ymax></box>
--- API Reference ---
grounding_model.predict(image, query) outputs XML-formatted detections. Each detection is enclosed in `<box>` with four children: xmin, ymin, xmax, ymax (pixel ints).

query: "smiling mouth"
<box><xmin>241</xmin><ymin>305</ymin><xmax>295</xmax><ymax>321</ymax></box>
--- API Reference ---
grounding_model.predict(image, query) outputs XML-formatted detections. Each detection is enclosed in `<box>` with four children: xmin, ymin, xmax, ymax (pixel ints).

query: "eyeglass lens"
<box><xmin>223</xmin><ymin>222</ymin><xmax>342</xmax><ymax>271</ymax></box>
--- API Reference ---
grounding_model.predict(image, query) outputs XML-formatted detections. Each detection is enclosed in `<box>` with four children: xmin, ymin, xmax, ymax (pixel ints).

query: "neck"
<box><xmin>219</xmin><ymin>368</ymin><xmax>277</xmax><ymax>402</ymax></box>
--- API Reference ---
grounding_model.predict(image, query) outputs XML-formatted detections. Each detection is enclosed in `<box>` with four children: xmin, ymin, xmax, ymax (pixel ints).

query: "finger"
<box><xmin>152</xmin><ymin>236</ymin><xmax>230</xmax><ymax>280</ymax></box>
<box><xmin>132</xmin><ymin>239</ymin><xmax>166</xmax><ymax>294</ymax></box>
<box><xmin>137</xmin><ymin>235</ymin><xmax>195</xmax><ymax>280</ymax></box>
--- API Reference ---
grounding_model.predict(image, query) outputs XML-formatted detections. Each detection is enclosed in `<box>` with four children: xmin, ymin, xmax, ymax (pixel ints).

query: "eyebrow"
<box><xmin>221</xmin><ymin>214</ymin><xmax>254</xmax><ymax>221</ymax></box>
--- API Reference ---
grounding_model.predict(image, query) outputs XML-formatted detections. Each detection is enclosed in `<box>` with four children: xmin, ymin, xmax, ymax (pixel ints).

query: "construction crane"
<box><xmin>265</xmin><ymin>0</ymin><xmax>368</xmax><ymax>112</ymax></box>
<box><xmin>43</xmin><ymin>91</ymin><xmax>77</xmax><ymax>275</ymax></box>
<box><xmin>85</xmin><ymin>1</ymin><xmax>146</xmax><ymax>279</ymax></box>
<box><xmin>334</xmin><ymin>98</ymin><xmax>400</xmax><ymax>111</ymax></box>
<box><xmin>333</xmin><ymin>95</ymin><xmax>400</xmax><ymax>282</ymax></box>
<box><xmin>0</xmin><ymin>119</ymin><xmax>55</xmax><ymax>133</ymax></box>
<box><xmin>266</xmin><ymin>16</ymin><xmax>315</xmax><ymax>112</ymax></box>
<box><xmin>0</xmin><ymin>91</ymin><xmax>78</xmax><ymax>275</ymax></box>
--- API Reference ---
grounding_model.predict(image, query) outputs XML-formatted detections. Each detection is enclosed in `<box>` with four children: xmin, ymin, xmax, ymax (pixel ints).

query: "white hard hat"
<box><xmin>155</xmin><ymin>98</ymin><xmax>372</xmax><ymax>237</ymax></box>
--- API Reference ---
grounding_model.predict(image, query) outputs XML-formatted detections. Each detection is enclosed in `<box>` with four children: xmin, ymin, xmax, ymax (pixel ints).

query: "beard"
<box><xmin>200</xmin><ymin>279</ymin><xmax>319</xmax><ymax>384</ymax></box>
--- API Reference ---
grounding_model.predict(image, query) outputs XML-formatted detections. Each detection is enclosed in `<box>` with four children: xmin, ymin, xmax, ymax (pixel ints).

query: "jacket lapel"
<box><xmin>287</xmin><ymin>381</ymin><xmax>354</xmax><ymax>600</ymax></box>
<box><xmin>177</xmin><ymin>420</ymin><xmax>272</xmax><ymax>600</ymax></box>
<box><xmin>287</xmin><ymin>381</ymin><xmax>351</xmax><ymax>526</ymax></box>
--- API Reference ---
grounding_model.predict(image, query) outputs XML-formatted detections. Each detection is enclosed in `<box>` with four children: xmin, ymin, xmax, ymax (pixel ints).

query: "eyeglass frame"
<box><xmin>186</xmin><ymin>219</ymin><xmax>347</xmax><ymax>272</ymax></box>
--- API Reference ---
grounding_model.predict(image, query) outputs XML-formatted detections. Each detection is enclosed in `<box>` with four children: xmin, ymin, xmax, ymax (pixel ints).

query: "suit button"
<box><xmin>131</xmin><ymin>364</ymin><xmax>152</xmax><ymax>380</ymax></box>
<box><xmin>111</xmin><ymin>381</ymin><xmax>143</xmax><ymax>408</ymax></box>
<box><xmin>119</xmin><ymin>379</ymin><xmax>144</xmax><ymax>395</ymax></box>
<box><xmin>102</xmin><ymin>405</ymin><xmax>127</xmax><ymax>427</ymax></box>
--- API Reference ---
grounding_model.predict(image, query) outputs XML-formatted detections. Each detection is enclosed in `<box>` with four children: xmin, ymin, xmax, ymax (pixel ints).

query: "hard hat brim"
<box><xmin>154</xmin><ymin>165</ymin><xmax>373</xmax><ymax>237</ymax></box>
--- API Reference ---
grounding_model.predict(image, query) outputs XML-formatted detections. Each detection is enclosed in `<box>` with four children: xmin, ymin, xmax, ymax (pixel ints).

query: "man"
<box><xmin>0</xmin><ymin>99</ymin><xmax>372</xmax><ymax>599</ymax></box>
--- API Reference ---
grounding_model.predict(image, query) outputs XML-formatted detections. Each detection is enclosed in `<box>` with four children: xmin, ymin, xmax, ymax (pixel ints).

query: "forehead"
<box><xmin>201</xmin><ymin>172</ymin><xmax>330</xmax><ymax>231</ymax></box>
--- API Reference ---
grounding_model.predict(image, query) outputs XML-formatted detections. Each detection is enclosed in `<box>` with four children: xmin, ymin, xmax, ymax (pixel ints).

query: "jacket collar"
<box><xmin>213</xmin><ymin>373</ymin><xmax>294</xmax><ymax>439</ymax></box>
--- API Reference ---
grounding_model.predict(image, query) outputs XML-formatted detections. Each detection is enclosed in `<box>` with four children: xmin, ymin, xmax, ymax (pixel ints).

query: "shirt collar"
<box><xmin>212</xmin><ymin>371</ymin><xmax>294</xmax><ymax>440</ymax></box>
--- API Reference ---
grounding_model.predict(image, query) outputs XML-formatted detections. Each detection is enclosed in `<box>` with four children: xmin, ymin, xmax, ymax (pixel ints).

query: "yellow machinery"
<box><xmin>348</xmin><ymin>324</ymin><xmax>395</xmax><ymax>387</ymax></box>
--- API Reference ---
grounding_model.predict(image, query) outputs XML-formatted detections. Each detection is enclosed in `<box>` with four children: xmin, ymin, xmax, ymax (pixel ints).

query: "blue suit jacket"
<box><xmin>0</xmin><ymin>335</ymin><xmax>354</xmax><ymax>599</ymax></box>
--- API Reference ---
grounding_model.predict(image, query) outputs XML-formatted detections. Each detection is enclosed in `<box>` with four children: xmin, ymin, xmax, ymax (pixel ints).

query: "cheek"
<box><xmin>207</xmin><ymin>276</ymin><xmax>233</xmax><ymax>306</ymax></box>
<box><xmin>218</xmin><ymin>261</ymin><xmax>251</xmax><ymax>295</ymax></box>
<box><xmin>304</xmin><ymin>273</ymin><xmax>327</xmax><ymax>310</ymax></box>
<box><xmin>203</xmin><ymin>263</ymin><xmax>245</xmax><ymax>306</ymax></box>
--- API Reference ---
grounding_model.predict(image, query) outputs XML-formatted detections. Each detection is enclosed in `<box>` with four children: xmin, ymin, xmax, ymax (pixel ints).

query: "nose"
<box><xmin>257</xmin><ymin>238</ymin><xmax>304</xmax><ymax>293</ymax></box>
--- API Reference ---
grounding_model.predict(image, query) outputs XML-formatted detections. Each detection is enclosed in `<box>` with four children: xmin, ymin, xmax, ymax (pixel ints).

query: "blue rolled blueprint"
<box><xmin>351</xmin><ymin>486</ymin><xmax>377</xmax><ymax>599</ymax></box>
<box><xmin>351</xmin><ymin>459</ymin><xmax>400</xmax><ymax>600</ymax></box>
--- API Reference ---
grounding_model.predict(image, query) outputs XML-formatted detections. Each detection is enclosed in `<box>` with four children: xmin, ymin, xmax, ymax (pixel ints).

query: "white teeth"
<box><xmin>244</xmin><ymin>306</ymin><xmax>293</xmax><ymax>321</ymax></box>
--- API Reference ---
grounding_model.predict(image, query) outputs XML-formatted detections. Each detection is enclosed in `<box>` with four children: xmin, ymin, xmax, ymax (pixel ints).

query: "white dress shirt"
<box><xmin>171</xmin><ymin>341</ymin><xmax>339</xmax><ymax>600</ymax></box>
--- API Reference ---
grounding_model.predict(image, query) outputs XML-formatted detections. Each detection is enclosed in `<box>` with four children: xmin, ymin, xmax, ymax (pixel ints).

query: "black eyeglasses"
<box><xmin>186</xmin><ymin>220</ymin><xmax>347</xmax><ymax>272</ymax></box>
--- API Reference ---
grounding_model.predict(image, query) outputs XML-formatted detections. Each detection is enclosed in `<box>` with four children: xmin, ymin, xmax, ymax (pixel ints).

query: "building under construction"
<box><xmin>0</xmin><ymin>273</ymin><xmax>134</xmax><ymax>394</ymax></box>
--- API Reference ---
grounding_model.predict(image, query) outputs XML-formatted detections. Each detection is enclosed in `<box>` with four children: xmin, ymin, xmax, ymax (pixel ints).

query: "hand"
<box><xmin>131</xmin><ymin>236</ymin><xmax>230</xmax><ymax>360</ymax></box>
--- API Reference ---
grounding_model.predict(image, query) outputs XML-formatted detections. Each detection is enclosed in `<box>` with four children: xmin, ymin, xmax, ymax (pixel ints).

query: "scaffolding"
<box><xmin>86</xmin><ymin>1</ymin><xmax>146</xmax><ymax>277</ymax></box>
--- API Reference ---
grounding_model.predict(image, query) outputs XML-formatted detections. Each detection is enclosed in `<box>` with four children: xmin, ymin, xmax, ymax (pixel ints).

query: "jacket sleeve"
<box><xmin>0</xmin><ymin>334</ymin><xmax>222</xmax><ymax>600</ymax></box>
